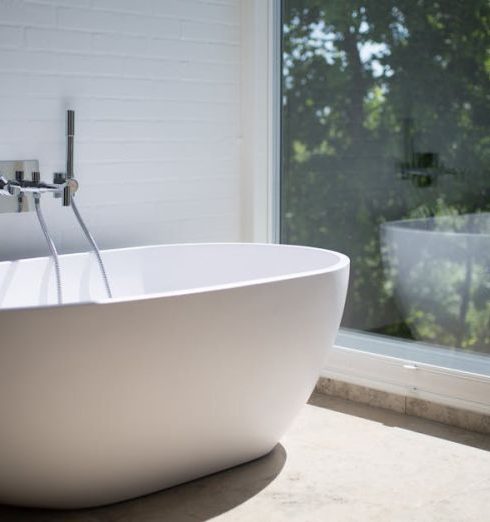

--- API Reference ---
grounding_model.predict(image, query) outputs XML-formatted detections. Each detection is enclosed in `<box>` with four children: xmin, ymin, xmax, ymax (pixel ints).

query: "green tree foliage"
<box><xmin>281</xmin><ymin>0</ymin><xmax>490</xmax><ymax>351</ymax></box>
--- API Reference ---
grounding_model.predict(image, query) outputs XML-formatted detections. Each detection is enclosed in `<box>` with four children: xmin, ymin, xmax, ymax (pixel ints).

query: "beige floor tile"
<box><xmin>1</xmin><ymin>394</ymin><xmax>489</xmax><ymax>521</ymax></box>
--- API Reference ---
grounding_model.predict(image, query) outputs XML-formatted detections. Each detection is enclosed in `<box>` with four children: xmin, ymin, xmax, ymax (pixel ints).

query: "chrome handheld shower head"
<box><xmin>64</xmin><ymin>110</ymin><xmax>75</xmax><ymax>206</ymax></box>
<box><xmin>67</xmin><ymin>110</ymin><xmax>75</xmax><ymax>180</ymax></box>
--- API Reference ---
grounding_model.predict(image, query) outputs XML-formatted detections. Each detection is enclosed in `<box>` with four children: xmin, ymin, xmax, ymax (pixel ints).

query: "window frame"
<box><xmin>264</xmin><ymin>0</ymin><xmax>490</xmax><ymax>414</ymax></box>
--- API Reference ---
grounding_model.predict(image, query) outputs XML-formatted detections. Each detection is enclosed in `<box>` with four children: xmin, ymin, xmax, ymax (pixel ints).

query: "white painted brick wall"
<box><xmin>0</xmin><ymin>0</ymin><xmax>241</xmax><ymax>261</ymax></box>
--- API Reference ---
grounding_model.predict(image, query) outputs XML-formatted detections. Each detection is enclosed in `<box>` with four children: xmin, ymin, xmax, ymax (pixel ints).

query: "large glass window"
<box><xmin>281</xmin><ymin>0</ymin><xmax>490</xmax><ymax>363</ymax></box>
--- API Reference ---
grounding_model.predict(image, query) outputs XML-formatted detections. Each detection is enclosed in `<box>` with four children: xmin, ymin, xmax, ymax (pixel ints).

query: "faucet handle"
<box><xmin>51</xmin><ymin>172</ymin><xmax>78</xmax><ymax>205</ymax></box>
<box><xmin>53</xmin><ymin>172</ymin><xmax>65</xmax><ymax>199</ymax></box>
<box><xmin>53</xmin><ymin>172</ymin><xmax>66</xmax><ymax>185</ymax></box>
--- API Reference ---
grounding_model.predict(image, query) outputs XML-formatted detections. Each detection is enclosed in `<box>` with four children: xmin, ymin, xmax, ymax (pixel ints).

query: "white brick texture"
<box><xmin>0</xmin><ymin>0</ymin><xmax>241</xmax><ymax>261</ymax></box>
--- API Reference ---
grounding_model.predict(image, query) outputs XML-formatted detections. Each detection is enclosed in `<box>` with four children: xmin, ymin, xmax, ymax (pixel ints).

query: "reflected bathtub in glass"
<box><xmin>380</xmin><ymin>213</ymin><xmax>490</xmax><ymax>354</ymax></box>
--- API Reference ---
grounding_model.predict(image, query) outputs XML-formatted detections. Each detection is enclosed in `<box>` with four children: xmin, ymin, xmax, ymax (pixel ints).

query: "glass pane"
<box><xmin>281</xmin><ymin>0</ymin><xmax>490</xmax><ymax>359</ymax></box>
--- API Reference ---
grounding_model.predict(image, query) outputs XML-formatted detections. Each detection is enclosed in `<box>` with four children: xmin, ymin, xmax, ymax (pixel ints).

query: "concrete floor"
<box><xmin>1</xmin><ymin>394</ymin><xmax>489</xmax><ymax>522</ymax></box>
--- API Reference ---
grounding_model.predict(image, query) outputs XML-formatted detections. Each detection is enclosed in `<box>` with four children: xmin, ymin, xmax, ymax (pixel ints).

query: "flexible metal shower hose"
<box><xmin>34</xmin><ymin>195</ymin><xmax>63</xmax><ymax>305</ymax></box>
<box><xmin>71</xmin><ymin>196</ymin><xmax>113</xmax><ymax>299</ymax></box>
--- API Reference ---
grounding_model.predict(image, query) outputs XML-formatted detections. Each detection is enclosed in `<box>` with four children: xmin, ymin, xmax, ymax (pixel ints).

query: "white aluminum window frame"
<box><xmin>242</xmin><ymin>0</ymin><xmax>490</xmax><ymax>415</ymax></box>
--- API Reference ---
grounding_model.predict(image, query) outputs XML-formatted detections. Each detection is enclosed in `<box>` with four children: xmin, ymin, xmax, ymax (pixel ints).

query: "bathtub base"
<box><xmin>0</xmin><ymin>443</ymin><xmax>277</xmax><ymax>510</ymax></box>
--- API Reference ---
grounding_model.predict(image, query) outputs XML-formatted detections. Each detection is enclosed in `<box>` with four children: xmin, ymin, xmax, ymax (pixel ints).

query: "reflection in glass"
<box><xmin>381</xmin><ymin>214</ymin><xmax>490</xmax><ymax>352</ymax></box>
<box><xmin>281</xmin><ymin>0</ymin><xmax>490</xmax><ymax>355</ymax></box>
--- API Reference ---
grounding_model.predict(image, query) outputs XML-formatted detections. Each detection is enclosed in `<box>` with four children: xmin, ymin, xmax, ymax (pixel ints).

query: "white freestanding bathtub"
<box><xmin>0</xmin><ymin>243</ymin><xmax>349</xmax><ymax>509</ymax></box>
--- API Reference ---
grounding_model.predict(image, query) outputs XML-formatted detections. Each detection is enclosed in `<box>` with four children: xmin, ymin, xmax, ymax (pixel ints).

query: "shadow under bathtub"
<box><xmin>0</xmin><ymin>444</ymin><xmax>287</xmax><ymax>522</ymax></box>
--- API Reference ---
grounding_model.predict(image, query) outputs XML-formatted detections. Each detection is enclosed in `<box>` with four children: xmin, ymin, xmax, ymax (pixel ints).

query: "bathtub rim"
<box><xmin>380</xmin><ymin>212</ymin><xmax>490</xmax><ymax>239</ymax></box>
<box><xmin>0</xmin><ymin>242</ymin><xmax>350</xmax><ymax>312</ymax></box>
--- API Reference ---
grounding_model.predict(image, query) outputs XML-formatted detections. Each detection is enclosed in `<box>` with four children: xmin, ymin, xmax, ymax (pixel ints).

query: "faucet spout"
<box><xmin>0</xmin><ymin>175</ymin><xmax>12</xmax><ymax>196</ymax></box>
<box><xmin>0</xmin><ymin>177</ymin><xmax>72</xmax><ymax>196</ymax></box>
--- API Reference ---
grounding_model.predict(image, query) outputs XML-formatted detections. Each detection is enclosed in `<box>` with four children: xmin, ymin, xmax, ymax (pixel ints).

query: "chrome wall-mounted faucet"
<box><xmin>0</xmin><ymin>110</ymin><xmax>79</xmax><ymax>209</ymax></box>
<box><xmin>0</xmin><ymin>110</ymin><xmax>112</xmax><ymax>303</ymax></box>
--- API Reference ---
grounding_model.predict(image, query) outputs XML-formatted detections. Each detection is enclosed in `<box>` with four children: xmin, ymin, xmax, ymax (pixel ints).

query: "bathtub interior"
<box><xmin>0</xmin><ymin>243</ymin><xmax>346</xmax><ymax>310</ymax></box>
